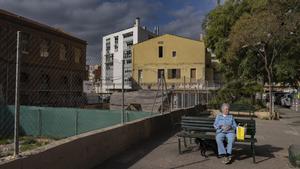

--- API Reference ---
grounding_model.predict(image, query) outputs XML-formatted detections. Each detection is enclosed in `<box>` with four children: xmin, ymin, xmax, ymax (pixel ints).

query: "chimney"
<box><xmin>156</xmin><ymin>26</ymin><xmax>160</xmax><ymax>35</ymax></box>
<box><xmin>134</xmin><ymin>17</ymin><xmax>140</xmax><ymax>27</ymax></box>
<box><xmin>199</xmin><ymin>33</ymin><xmax>203</xmax><ymax>41</ymax></box>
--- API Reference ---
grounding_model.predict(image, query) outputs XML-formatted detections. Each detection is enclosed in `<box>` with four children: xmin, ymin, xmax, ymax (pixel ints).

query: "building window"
<box><xmin>40</xmin><ymin>39</ymin><xmax>49</xmax><ymax>57</ymax></box>
<box><xmin>74</xmin><ymin>48</ymin><xmax>81</xmax><ymax>63</ymax></box>
<box><xmin>59</xmin><ymin>44</ymin><xmax>67</xmax><ymax>61</ymax></box>
<box><xmin>20</xmin><ymin>72</ymin><xmax>29</xmax><ymax>84</ymax></box>
<box><xmin>126</xmin><ymin>41</ymin><xmax>133</xmax><ymax>50</ymax></box>
<box><xmin>190</xmin><ymin>68</ymin><xmax>196</xmax><ymax>79</ymax></box>
<box><xmin>75</xmin><ymin>76</ymin><xmax>82</xmax><ymax>86</ymax></box>
<box><xmin>158</xmin><ymin>46</ymin><xmax>163</xmax><ymax>58</ymax></box>
<box><xmin>167</xmin><ymin>69</ymin><xmax>181</xmax><ymax>79</ymax></box>
<box><xmin>106</xmin><ymin>38</ymin><xmax>110</xmax><ymax>53</ymax></box>
<box><xmin>123</xmin><ymin>32</ymin><xmax>133</xmax><ymax>38</ymax></box>
<box><xmin>62</xmin><ymin>76</ymin><xmax>69</xmax><ymax>85</ymax></box>
<box><xmin>157</xmin><ymin>69</ymin><xmax>164</xmax><ymax>79</ymax></box>
<box><xmin>41</xmin><ymin>74</ymin><xmax>50</xmax><ymax>89</ymax></box>
<box><xmin>114</xmin><ymin>36</ymin><xmax>118</xmax><ymax>52</ymax></box>
<box><xmin>126</xmin><ymin>60</ymin><xmax>132</xmax><ymax>64</ymax></box>
<box><xmin>125</xmin><ymin>69</ymin><xmax>132</xmax><ymax>73</ymax></box>
<box><xmin>172</xmin><ymin>51</ymin><xmax>176</xmax><ymax>57</ymax></box>
<box><xmin>21</xmin><ymin>32</ymin><xmax>30</xmax><ymax>54</ymax></box>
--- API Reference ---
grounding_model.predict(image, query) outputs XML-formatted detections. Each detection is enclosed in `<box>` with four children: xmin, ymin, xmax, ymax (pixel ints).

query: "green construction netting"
<box><xmin>0</xmin><ymin>105</ymin><xmax>152</xmax><ymax>139</ymax></box>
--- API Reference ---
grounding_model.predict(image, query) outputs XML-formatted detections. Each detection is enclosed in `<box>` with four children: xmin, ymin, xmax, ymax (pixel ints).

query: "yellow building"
<box><xmin>132</xmin><ymin>34</ymin><xmax>206</xmax><ymax>89</ymax></box>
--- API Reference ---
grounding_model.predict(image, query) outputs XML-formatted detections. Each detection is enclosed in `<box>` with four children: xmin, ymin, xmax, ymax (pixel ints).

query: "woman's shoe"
<box><xmin>227</xmin><ymin>156</ymin><xmax>232</xmax><ymax>164</ymax></box>
<box><xmin>222</xmin><ymin>157</ymin><xmax>231</xmax><ymax>164</ymax></box>
<box><xmin>222</xmin><ymin>157</ymin><xmax>229</xmax><ymax>164</ymax></box>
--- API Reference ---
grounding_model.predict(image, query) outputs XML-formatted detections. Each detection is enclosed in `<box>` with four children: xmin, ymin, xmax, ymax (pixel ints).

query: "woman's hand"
<box><xmin>221</xmin><ymin>125</ymin><xmax>232</xmax><ymax>131</ymax></box>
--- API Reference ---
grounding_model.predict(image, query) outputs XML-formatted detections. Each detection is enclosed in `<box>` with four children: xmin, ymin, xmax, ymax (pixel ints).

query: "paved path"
<box><xmin>95</xmin><ymin>107</ymin><xmax>300</xmax><ymax>169</ymax></box>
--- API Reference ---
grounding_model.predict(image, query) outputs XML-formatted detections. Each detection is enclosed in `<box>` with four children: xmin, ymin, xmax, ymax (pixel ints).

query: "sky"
<box><xmin>0</xmin><ymin>0</ymin><xmax>218</xmax><ymax>65</ymax></box>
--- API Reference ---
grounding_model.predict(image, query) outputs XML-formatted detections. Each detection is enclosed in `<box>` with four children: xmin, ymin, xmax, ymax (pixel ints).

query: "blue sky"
<box><xmin>0</xmin><ymin>0</ymin><xmax>217</xmax><ymax>64</ymax></box>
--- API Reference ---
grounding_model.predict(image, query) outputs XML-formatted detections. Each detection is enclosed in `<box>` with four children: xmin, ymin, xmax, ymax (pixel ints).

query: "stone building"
<box><xmin>0</xmin><ymin>9</ymin><xmax>87</xmax><ymax>107</ymax></box>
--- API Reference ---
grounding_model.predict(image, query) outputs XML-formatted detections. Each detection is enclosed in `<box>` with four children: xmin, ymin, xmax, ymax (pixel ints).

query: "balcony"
<box><xmin>105</xmin><ymin>54</ymin><xmax>114</xmax><ymax>65</ymax></box>
<box><xmin>124</xmin><ymin>50</ymin><xmax>132</xmax><ymax>59</ymax></box>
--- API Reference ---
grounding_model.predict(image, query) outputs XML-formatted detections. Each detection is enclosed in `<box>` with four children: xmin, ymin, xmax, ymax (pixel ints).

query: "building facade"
<box><xmin>132</xmin><ymin>34</ymin><xmax>206</xmax><ymax>90</ymax></box>
<box><xmin>0</xmin><ymin>9</ymin><xmax>87</xmax><ymax>107</ymax></box>
<box><xmin>84</xmin><ymin>64</ymin><xmax>102</xmax><ymax>94</ymax></box>
<box><xmin>101</xmin><ymin>18</ymin><xmax>157</xmax><ymax>92</ymax></box>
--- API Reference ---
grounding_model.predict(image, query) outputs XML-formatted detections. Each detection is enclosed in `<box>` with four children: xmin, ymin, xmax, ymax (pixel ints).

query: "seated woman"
<box><xmin>213</xmin><ymin>103</ymin><xmax>237</xmax><ymax>164</ymax></box>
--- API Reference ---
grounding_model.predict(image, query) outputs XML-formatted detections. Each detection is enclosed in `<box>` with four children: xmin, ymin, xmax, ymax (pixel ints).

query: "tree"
<box><xmin>204</xmin><ymin>0</ymin><xmax>300</xmax><ymax>119</ymax></box>
<box><xmin>227</xmin><ymin>1</ymin><xmax>299</xmax><ymax>119</ymax></box>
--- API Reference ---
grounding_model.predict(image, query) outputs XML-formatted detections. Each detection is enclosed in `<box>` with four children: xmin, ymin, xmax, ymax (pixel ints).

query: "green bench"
<box><xmin>177</xmin><ymin>116</ymin><xmax>257</xmax><ymax>163</ymax></box>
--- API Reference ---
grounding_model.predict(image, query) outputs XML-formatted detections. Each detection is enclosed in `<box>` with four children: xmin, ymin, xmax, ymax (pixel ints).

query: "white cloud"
<box><xmin>0</xmin><ymin>0</ymin><xmax>211</xmax><ymax>64</ymax></box>
<box><xmin>161</xmin><ymin>5</ymin><xmax>205</xmax><ymax>40</ymax></box>
<box><xmin>0</xmin><ymin>0</ymin><xmax>161</xmax><ymax>64</ymax></box>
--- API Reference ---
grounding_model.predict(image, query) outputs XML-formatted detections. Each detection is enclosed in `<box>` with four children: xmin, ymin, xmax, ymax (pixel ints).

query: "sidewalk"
<box><xmin>95</xmin><ymin>107</ymin><xmax>300</xmax><ymax>169</ymax></box>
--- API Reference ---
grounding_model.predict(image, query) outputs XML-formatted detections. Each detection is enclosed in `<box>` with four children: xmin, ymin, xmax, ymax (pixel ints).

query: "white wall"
<box><xmin>102</xmin><ymin>25</ymin><xmax>157</xmax><ymax>91</ymax></box>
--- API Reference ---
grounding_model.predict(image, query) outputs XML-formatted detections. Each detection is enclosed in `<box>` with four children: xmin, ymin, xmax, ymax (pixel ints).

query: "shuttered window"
<box><xmin>167</xmin><ymin>69</ymin><xmax>181</xmax><ymax>79</ymax></box>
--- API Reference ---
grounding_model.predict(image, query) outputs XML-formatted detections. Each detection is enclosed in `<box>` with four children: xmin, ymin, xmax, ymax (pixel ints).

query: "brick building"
<box><xmin>0</xmin><ymin>9</ymin><xmax>87</xmax><ymax>107</ymax></box>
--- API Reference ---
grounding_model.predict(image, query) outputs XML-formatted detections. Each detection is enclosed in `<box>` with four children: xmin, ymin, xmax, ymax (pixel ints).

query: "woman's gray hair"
<box><xmin>221</xmin><ymin>103</ymin><xmax>230</xmax><ymax>111</ymax></box>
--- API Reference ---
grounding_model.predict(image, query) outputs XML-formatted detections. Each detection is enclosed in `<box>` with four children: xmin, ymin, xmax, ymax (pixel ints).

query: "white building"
<box><xmin>102</xmin><ymin>18</ymin><xmax>158</xmax><ymax>92</ymax></box>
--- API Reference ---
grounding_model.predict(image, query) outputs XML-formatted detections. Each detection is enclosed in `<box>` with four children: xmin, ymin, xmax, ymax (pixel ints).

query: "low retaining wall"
<box><xmin>0</xmin><ymin>106</ymin><xmax>203</xmax><ymax>169</ymax></box>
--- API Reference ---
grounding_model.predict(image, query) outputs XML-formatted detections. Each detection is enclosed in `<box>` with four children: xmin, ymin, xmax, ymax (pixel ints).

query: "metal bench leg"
<box><xmin>183</xmin><ymin>137</ymin><xmax>187</xmax><ymax>147</ymax></box>
<box><xmin>178</xmin><ymin>138</ymin><xmax>182</xmax><ymax>154</ymax></box>
<box><xmin>251</xmin><ymin>141</ymin><xmax>256</xmax><ymax>163</ymax></box>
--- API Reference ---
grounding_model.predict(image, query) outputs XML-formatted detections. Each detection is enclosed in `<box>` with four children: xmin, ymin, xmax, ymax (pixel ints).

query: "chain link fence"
<box><xmin>0</xmin><ymin>30</ymin><xmax>156</xmax><ymax>159</ymax></box>
<box><xmin>0</xmin><ymin>29</ymin><xmax>218</xmax><ymax>159</ymax></box>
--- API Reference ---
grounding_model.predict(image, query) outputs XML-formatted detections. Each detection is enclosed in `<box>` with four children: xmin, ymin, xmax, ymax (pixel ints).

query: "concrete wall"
<box><xmin>0</xmin><ymin>106</ymin><xmax>203</xmax><ymax>169</ymax></box>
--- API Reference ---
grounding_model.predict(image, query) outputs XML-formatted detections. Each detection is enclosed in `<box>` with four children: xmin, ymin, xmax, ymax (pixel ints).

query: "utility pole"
<box><xmin>161</xmin><ymin>71</ymin><xmax>164</xmax><ymax>114</ymax></box>
<box><xmin>183</xmin><ymin>76</ymin><xmax>186</xmax><ymax>108</ymax></box>
<box><xmin>14</xmin><ymin>31</ymin><xmax>21</xmax><ymax>157</ymax></box>
<box><xmin>121</xmin><ymin>60</ymin><xmax>125</xmax><ymax>124</ymax></box>
<box><xmin>206</xmin><ymin>80</ymin><xmax>209</xmax><ymax>106</ymax></box>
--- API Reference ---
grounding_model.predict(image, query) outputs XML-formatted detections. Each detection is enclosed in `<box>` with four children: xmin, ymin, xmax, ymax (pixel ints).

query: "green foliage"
<box><xmin>0</xmin><ymin>138</ymin><xmax>11</xmax><ymax>145</ymax></box>
<box><xmin>203</xmin><ymin>0</ymin><xmax>252</xmax><ymax>58</ymax></box>
<box><xmin>20</xmin><ymin>136</ymin><xmax>52</xmax><ymax>152</ymax></box>
<box><xmin>204</xmin><ymin>0</ymin><xmax>300</xmax><ymax>92</ymax></box>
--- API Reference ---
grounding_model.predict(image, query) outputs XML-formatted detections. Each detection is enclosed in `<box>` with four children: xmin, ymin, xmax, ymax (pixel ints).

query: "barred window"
<box><xmin>167</xmin><ymin>69</ymin><xmax>181</xmax><ymax>79</ymax></box>
<box><xmin>59</xmin><ymin>43</ymin><xmax>67</xmax><ymax>61</ymax></box>
<box><xmin>40</xmin><ymin>39</ymin><xmax>49</xmax><ymax>57</ymax></box>
<box><xmin>21</xmin><ymin>32</ymin><xmax>30</xmax><ymax>54</ymax></box>
<box><xmin>74</xmin><ymin>48</ymin><xmax>81</xmax><ymax>63</ymax></box>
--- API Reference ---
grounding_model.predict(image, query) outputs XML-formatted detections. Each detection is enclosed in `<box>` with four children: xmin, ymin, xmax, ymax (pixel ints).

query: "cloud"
<box><xmin>161</xmin><ymin>5</ymin><xmax>206</xmax><ymax>40</ymax></box>
<box><xmin>0</xmin><ymin>0</ymin><xmax>161</xmax><ymax>64</ymax></box>
<box><xmin>0</xmin><ymin>0</ymin><xmax>213</xmax><ymax>65</ymax></box>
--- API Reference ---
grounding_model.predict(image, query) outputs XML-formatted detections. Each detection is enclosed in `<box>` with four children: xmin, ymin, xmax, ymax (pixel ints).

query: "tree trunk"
<box><xmin>268</xmin><ymin>82</ymin><xmax>273</xmax><ymax>119</ymax></box>
<box><xmin>266</xmin><ymin>69</ymin><xmax>273</xmax><ymax>120</ymax></box>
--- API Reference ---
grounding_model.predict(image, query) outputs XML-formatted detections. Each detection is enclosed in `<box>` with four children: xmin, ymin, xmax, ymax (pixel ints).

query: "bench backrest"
<box><xmin>208</xmin><ymin>104</ymin><xmax>256</xmax><ymax>119</ymax></box>
<box><xmin>181</xmin><ymin>116</ymin><xmax>256</xmax><ymax>136</ymax></box>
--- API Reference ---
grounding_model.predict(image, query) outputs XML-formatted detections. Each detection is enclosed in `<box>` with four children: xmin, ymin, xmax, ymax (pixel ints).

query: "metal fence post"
<box><xmin>122</xmin><ymin>60</ymin><xmax>125</xmax><ymax>124</ymax></box>
<box><xmin>38</xmin><ymin>109</ymin><xmax>42</xmax><ymax>136</ymax></box>
<box><xmin>171</xmin><ymin>93</ymin><xmax>173</xmax><ymax>111</ymax></box>
<box><xmin>14</xmin><ymin>31</ymin><xmax>21</xmax><ymax>157</ymax></box>
<box><xmin>161</xmin><ymin>72</ymin><xmax>164</xmax><ymax>114</ymax></box>
<box><xmin>6</xmin><ymin>63</ymin><xmax>9</xmax><ymax>104</ymax></box>
<box><xmin>183</xmin><ymin>76</ymin><xmax>186</xmax><ymax>108</ymax></box>
<box><xmin>75</xmin><ymin>111</ymin><xmax>79</xmax><ymax>135</ymax></box>
<box><xmin>206</xmin><ymin>80</ymin><xmax>209</xmax><ymax>106</ymax></box>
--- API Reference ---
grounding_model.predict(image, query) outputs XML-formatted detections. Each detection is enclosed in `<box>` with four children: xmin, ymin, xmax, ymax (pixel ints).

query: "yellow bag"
<box><xmin>236</xmin><ymin>124</ymin><xmax>247</xmax><ymax>141</ymax></box>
